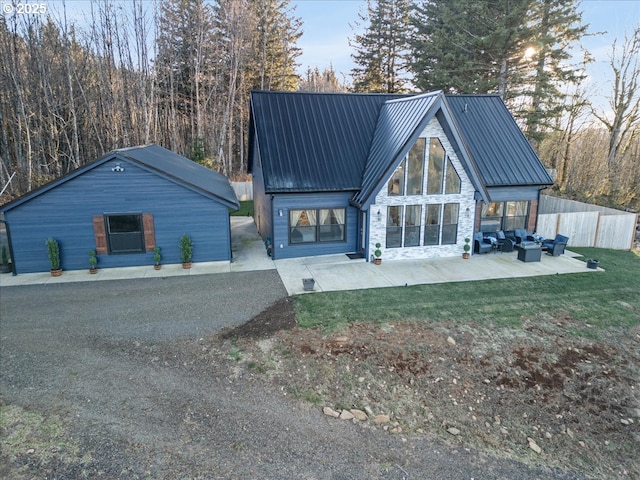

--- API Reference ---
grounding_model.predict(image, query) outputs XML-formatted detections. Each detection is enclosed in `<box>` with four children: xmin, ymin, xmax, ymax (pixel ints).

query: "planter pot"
<box><xmin>586</xmin><ymin>259</ymin><xmax>599</xmax><ymax>269</ymax></box>
<box><xmin>0</xmin><ymin>263</ymin><xmax>12</xmax><ymax>274</ymax></box>
<box><xmin>182</xmin><ymin>262</ymin><xmax>192</xmax><ymax>269</ymax></box>
<box><xmin>50</xmin><ymin>269</ymin><xmax>62</xmax><ymax>277</ymax></box>
<box><xmin>462</xmin><ymin>252</ymin><xmax>470</xmax><ymax>259</ymax></box>
<box><xmin>373</xmin><ymin>258</ymin><xmax>382</xmax><ymax>265</ymax></box>
<box><xmin>302</xmin><ymin>278</ymin><xmax>315</xmax><ymax>291</ymax></box>
<box><xmin>154</xmin><ymin>264</ymin><xmax>161</xmax><ymax>271</ymax></box>
<box><xmin>89</xmin><ymin>268</ymin><xmax>98</xmax><ymax>274</ymax></box>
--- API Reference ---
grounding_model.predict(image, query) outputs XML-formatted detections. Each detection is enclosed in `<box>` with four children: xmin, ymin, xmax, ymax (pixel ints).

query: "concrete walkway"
<box><xmin>0</xmin><ymin>217</ymin><xmax>601</xmax><ymax>293</ymax></box>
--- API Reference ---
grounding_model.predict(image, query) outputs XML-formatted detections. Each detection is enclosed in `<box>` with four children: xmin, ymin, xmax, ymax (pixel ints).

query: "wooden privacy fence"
<box><xmin>537</xmin><ymin>195</ymin><xmax>638</xmax><ymax>250</ymax></box>
<box><xmin>231</xmin><ymin>181</ymin><xmax>253</xmax><ymax>201</ymax></box>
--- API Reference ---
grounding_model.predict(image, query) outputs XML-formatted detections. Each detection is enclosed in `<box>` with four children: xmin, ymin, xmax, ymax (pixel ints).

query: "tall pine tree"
<box><xmin>409</xmin><ymin>0</ymin><xmax>588</xmax><ymax>144</ymax></box>
<box><xmin>522</xmin><ymin>0</ymin><xmax>589</xmax><ymax>144</ymax></box>
<box><xmin>250</xmin><ymin>0</ymin><xmax>302</xmax><ymax>91</ymax></box>
<box><xmin>350</xmin><ymin>0</ymin><xmax>412</xmax><ymax>93</ymax></box>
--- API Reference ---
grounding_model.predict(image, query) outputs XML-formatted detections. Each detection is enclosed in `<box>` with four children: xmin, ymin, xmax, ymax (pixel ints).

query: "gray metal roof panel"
<box><xmin>249</xmin><ymin>91</ymin><xmax>404</xmax><ymax>192</ymax></box>
<box><xmin>445</xmin><ymin>95</ymin><xmax>553</xmax><ymax>187</ymax></box>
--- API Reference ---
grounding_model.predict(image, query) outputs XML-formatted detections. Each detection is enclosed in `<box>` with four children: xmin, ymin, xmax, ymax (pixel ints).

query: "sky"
<box><xmin>291</xmin><ymin>0</ymin><xmax>640</xmax><ymax>101</ymax></box>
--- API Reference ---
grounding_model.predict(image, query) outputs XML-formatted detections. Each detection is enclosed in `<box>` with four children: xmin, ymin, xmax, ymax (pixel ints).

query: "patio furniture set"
<box><xmin>473</xmin><ymin>229</ymin><xmax>569</xmax><ymax>263</ymax></box>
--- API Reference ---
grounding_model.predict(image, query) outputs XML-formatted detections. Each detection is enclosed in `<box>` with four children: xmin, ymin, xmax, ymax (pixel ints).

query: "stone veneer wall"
<box><xmin>368</xmin><ymin>118</ymin><xmax>477</xmax><ymax>261</ymax></box>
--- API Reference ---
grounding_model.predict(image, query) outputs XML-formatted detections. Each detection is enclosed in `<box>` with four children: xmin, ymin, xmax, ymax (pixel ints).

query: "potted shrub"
<box><xmin>373</xmin><ymin>243</ymin><xmax>382</xmax><ymax>265</ymax></box>
<box><xmin>46</xmin><ymin>237</ymin><xmax>62</xmax><ymax>276</ymax></box>
<box><xmin>0</xmin><ymin>244</ymin><xmax>11</xmax><ymax>274</ymax></box>
<box><xmin>153</xmin><ymin>246</ymin><xmax>162</xmax><ymax>270</ymax></box>
<box><xmin>463</xmin><ymin>237</ymin><xmax>471</xmax><ymax>259</ymax></box>
<box><xmin>88</xmin><ymin>249</ymin><xmax>98</xmax><ymax>274</ymax></box>
<box><xmin>179</xmin><ymin>234</ymin><xmax>192</xmax><ymax>269</ymax></box>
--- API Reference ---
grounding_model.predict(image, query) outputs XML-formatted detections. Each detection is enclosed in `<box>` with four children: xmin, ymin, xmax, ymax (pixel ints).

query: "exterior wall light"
<box><xmin>377</xmin><ymin>209</ymin><xmax>382</xmax><ymax>222</ymax></box>
<box><xmin>278</xmin><ymin>209</ymin><xmax>283</xmax><ymax>217</ymax></box>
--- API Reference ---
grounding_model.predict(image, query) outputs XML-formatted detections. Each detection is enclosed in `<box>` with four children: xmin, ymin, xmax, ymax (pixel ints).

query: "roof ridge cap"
<box><xmin>383</xmin><ymin>90</ymin><xmax>442</xmax><ymax>105</ymax></box>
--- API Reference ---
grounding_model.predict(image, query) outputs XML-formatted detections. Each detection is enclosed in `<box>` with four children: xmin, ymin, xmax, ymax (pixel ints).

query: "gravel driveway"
<box><xmin>1</xmin><ymin>272</ymin><xmax>583</xmax><ymax>479</ymax></box>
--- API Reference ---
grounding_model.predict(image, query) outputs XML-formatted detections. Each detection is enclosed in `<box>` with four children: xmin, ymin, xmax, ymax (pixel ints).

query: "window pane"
<box><xmin>427</xmin><ymin>138</ymin><xmax>444</xmax><ymax>194</ymax></box>
<box><xmin>442</xmin><ymin>203</ymin><xmax>459</xmax><ymax>244</ymax></box>
<box><xmin>504</xmin><ymin>216</ymin><xmax>526</xmax><ymax>231</ymax></box>
<box><xmin>107</xmin><ymin>214</ymin><xmax>144</xmax><ymax>253</ymax></box>
<box><xmin>319</xmin><ymin>208</ymin><xmax>345</xmax><ymax>242</ymax></box>
<box><xmin>404</xmin><ymin>205</ymin><xmax>422</xmax><ymax>247</ymax></box>
<box><xmin>442</xmin><ymin>224</ymin><xmax>458</xmax><ymax>244</ymax></box>
<box><xmin>443</xmin><ymin>203</ymin><xmax>459</xmax><ymax>224</ymax></box>
<box><xmin>480</xmin><ymin>202</ymin><xmax>503</xmax><ymax>232</ymax></box>
<box><xmin>445</xmin><ymin>157</ymin><xmax>461</xmax><ymax>194</ymax></box>
<box><xmin>406</xmin><ymin>139</ymin><xmax>425</xmax><ymax>195</ymax></box>
<box><xmin>386</xmin><ymin>206</ymin><xmax>402</xmax><ymax>248</ymax></box>
<box><xmin>290</xmin><ymin>209</ymin><xmax>316</xmax><ymax>243</ymax></box>
<box><xmin>424</xmin><ymin>204</ymin><xmax>441</xmax><ymax>245</ymax></box>
<box><xmin>387</xmin><ymin>159</ymin><xmax>405</xmax><ymax>196</ymax></box>
<box><xmin>482</xmin><ymin>202</ymin><xmax>504</xmax><ymax>217</ymax></box>
<box><xmin>108</xmin><ymin>215</ymin><xmax>141</xmax><ymax>234</ymax></box>
<box><xmin>506</xmin><ymin>201</ymin><xmax>528</xmax><ymax>217</ymax></box>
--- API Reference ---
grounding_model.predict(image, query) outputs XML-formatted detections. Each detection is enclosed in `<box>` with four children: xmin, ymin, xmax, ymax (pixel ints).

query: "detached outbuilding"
<box><xmin>0</xmin><ymin>144</ymin><xmax>239</xmax><ymax>274</ymax></box>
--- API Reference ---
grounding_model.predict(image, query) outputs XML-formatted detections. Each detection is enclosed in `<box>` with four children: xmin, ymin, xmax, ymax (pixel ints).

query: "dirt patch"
<box><xmin>214</xmin><ymin>307</ymin><xmax>640</xmax><ymax>479</ymax></box>
<box><xmin>219</xmin><ymin>297</ymin><xmax>296</xmax><ymax>340</ymax></box>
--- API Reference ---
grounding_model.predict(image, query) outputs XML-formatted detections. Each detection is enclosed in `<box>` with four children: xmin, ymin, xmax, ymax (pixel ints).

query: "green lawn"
<box><xmin>293</xmin><ymin>248</ymin><xmax>640</xmax><ymax>333</ymax></box>
<box><xmin>230</xmin><ymin>200</ymin><xmax>253</xmax><ymax>216</ymax></box>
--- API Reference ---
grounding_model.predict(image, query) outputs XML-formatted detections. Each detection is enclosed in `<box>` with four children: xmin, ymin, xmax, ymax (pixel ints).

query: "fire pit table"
<box><xmin>516</xmin><ymin>242</ymin><xmax>542</xmax><ymax>262</ymax></box>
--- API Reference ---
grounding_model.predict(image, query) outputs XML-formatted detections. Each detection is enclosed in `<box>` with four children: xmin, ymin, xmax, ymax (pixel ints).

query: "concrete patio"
<box><xmin>0</xmin><ymin>217</ymin><xmax>601</xmax><ymax>293</ymax></box>
<box><xmin>273</xmin><ymin>248</ymin><xmax>601</xmax><ymax>295</ymax></box>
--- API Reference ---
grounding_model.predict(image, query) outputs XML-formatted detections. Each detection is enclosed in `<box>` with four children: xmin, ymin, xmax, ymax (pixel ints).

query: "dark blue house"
<box><xmin>248</xmin><ymin>90</ymin><xmax>553</xmax><ymax>261</ymax></box>
<box><xmin>0</xmin><ymin>144</ymin><xmax>239</xmax><ymax>274</ymax></box>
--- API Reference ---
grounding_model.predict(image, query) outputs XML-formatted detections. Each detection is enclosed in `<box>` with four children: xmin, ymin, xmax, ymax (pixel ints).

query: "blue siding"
<box><xmin>270</xmin><ymin>192</ymin><xmax>358</xmax><ymax>260</ymax></box>
<box><xmin>6</xmin><ymin>158</ymin><xmax>232</xmax><ymax>273</ymax></box>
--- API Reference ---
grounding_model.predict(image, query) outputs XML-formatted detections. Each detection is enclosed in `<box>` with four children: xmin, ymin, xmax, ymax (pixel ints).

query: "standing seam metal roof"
<box><xmin>445</xmin><ymin>95</ymin><xmax>553</xmax><ymax>187</ymax></box>
<box><xmin>248</xmin><ymin>91</ymin><xmax>552</xmax><ymax>200</ymax></box>
<box><xmin>249</xmin><ymin>91</ymin><xmax>404</xmax><ymax>192</ymax></box>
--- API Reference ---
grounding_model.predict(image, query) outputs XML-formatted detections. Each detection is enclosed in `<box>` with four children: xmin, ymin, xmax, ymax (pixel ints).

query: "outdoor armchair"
<box><xmin>542</xmin><ymin>234</ymin><xmax>569</xmax><ymax>256</ymax></box>
<box><xmin>513</xmin><ymin>228</ymin><xmax>534</xmax><ymax>245</ymax></box>
<box><xmin>474</xmin><ymin>232</ymin><xmax>494</xmax><ymax>254</ymax></box>
<box><xmin>495</xmin><ymin>230</ymin><xmax>515</xmax><ymax>252</ymax></box>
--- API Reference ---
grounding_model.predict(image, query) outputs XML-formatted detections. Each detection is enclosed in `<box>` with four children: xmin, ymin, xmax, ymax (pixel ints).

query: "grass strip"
<box><xmin>292</xmin><ymin>247</ymin><xmax>640</xmax><ymax>332</ymax></box>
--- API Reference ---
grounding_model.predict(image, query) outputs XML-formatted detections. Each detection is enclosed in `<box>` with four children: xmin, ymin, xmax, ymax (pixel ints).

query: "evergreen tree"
<box><xmin>155</xmin><ymin>0</ymin><xmax>217</xmax><ymax>155</ymax></box>
<box><xmin>522</xmin><ymin>0</ymin><xmax>590</xmax><ymax>144</ymax></box>
<box><xmin>410</xmin><ymin>0</ymin><xmax>532</xmax><ymax>98</ymax></box>
<box><xmin>350</xmin><ymin>0</ymin><xmax>412</xmax><ymax>93</ymax></box>
<box><xmin>410</xmin><ymin>0</ymin><xmax>589</xmax><ymax>144</ymax></box>
<box><xmin>250</xmin><ymin>0</ymin><xmax>302</xmax><ymax>91</ymax></box>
